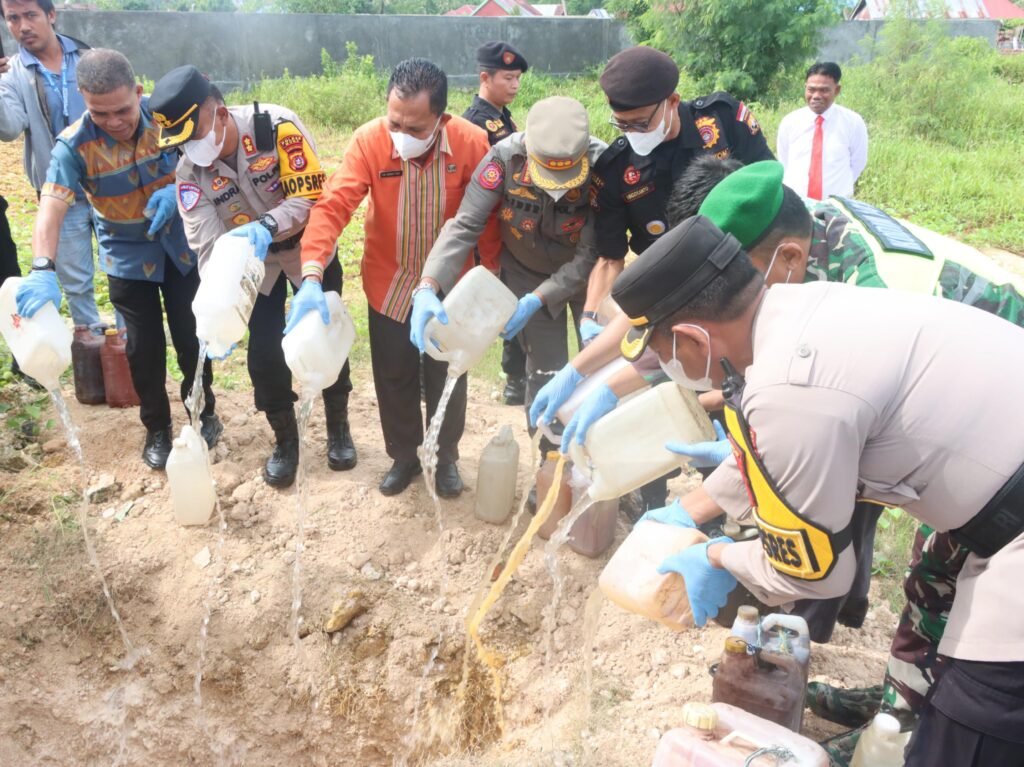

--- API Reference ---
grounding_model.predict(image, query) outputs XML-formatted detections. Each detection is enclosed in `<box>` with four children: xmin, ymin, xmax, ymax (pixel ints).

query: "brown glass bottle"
<box><xmin>712</xmin><ymin>637</ymin><xmax>805</xmax><ymax>732</ymax></box>
<box><xmin>71</xmin><ymin>326</ymin><xmax>106</xmax><ymax>405</ymax></box>
<box><xmin>100</xmin><ymin>329</ymin><xmax>140</xmax><ymax>408</ymax></box>
<box><xmin>537</xmin><ymin>451</ymin><xmax>573</xmax><ymax>540</ymax></box>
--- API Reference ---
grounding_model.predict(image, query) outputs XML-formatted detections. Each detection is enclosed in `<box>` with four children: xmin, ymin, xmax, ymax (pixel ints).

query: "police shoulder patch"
<box><xmin>478</xmin><ymin>159</ymin><xmax>505</xmax><ymax>190</ymax></box>
<box><xmin>178</xmin><ymin>182</ymin><xmax>201</xmax><ymax>211</ymax></box>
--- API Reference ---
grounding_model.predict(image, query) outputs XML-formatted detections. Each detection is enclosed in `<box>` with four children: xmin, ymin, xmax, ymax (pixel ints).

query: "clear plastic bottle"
<box><xmin>537</xmin><ymin>451</ymin><xmax>573</xmax><ymax>540</ymax></box>
<box><xmin>282</xmin><ymin>291</ymin><xmax>356</xmax><ymax>392</ymax></box>
<box><xmin>851</xmin><ymin>713</ymin><xmax>910</xmax><ymax>767</ymax></box>
<box><xmin>474</xmin><ymin>425</ymin><xmax>520</xmax><ymax>524</ymax></box>
<box><xmin>730</xmin><ymin>605</ymin><xmax>761</xmax><ymax>647</ymax></box>
<box><xmin>191</xmin><ymin>234</ymin><xmax>265</xmax><ymax>358</ymax></box>
<box><xmin>424</xmin><ymin>266</ymin><xmax>519</xmax><ymax>376</ymax></box>
<box><xmin>165</xmin><ymin>425</ymin><xmax>216</xmax><ymax>526</ymax></box>
<box><xmin>0</xmin><ymin>276</ymin><xmax>72</xmax><ymax>391</ymax></box>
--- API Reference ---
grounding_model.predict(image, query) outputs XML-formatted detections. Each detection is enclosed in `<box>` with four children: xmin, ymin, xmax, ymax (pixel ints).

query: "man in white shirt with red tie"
<box><xmin>777</xmin><ymin>62</ymin><xmax>868</xmax><ymax>200</ymax></box>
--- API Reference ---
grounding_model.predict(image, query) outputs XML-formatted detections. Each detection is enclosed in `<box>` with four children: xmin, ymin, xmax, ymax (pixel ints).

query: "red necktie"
<box><xmin>808</xmin><ymin>114</ymin><xmax>824</xmax><ymax>200</ymax></box>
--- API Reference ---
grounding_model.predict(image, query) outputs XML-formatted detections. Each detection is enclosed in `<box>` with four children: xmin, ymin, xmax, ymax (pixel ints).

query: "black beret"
<box><xmin>151</xmin><ymin>65</ymin><xmax>211</xmax><ymax>149</ymax></box>
<box><xmin>612</xmin><ymin>216</ymin><xmax>743</xmax><ymax>361</ymax></box>
<box><xmin>600</xmin><ymin>47</ymin><xmax>680</xmax><ymax>112</ymax></box>
<box><xmin>476</xmin><ymin>41</ymin><xmax>529</xmax><ymax>73</ymax></box>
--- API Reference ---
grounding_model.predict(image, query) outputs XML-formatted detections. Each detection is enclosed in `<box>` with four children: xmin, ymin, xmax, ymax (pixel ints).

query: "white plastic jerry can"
<box><xmin>0</xmin><ymin>277</ymin><xmax>72</xmax><ymax>391</ymax></box>
<box><xmin>473</xmin><ymin>425</ymin><xmax>520</xmax><ymax>524</ymax></box>
<box><xmin>192</xmin><ymin>234</ymin><xmax>265</xmax><ymax>358</ymax></box>
<box><xmin>165</xmin><ymin>425</ymin><xmax>216</xmax><ymax>527</ymax></box>
<box><xmin>538</xmin><ymin>356</ymin><xmax>635</xmax><ymax>445</ymax></box>
<box><xmin>282</xmin><ymin>291</ymin><xmax>356</xmax><ymax>392</ymax></box>
<box><xmin>424</xmin><ymin>266</ymin><xmax>518</xmax><ymax>376</ymax></box>
<box><xmin>568</xmin><ymin>382</ymin><xmax>715</xmax><ymax>501</ymax></box>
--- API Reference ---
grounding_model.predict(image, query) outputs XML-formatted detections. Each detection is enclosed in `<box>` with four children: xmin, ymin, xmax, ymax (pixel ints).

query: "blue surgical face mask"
<box><xmin>658</xmin><ymin>325</ymin><xmax>712</xmax><ymax>391</ymax></box>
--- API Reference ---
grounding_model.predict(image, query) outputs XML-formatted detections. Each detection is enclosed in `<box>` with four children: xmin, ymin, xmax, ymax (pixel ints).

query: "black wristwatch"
<box><xmin>258</xmin><ymin>213</ymin><xmax>279</xmax><ymax>237</ymax></box>
<box><xmin>581</xmin><ymin>310</ymin><xmax>600</xmax><ymax>322</ymax></box>
<box><xmin>30</xmin><ymin>256</ymin><xmax>55</xmax><ymax>272</ymax></box>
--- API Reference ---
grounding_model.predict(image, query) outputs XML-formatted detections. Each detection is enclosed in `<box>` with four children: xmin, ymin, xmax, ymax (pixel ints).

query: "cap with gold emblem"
<box><xmin>600</xmin><ymin>47</ymin><xmax>680</xmax><ymax>112</ymax></box>
<box><xmin>613</xmin><ymin>215</ymin><xmax>743</xmax><ymax>361</ymax></box>
<box><xmin>476</xmin><ymin>41</ymin><xmax>529</xmax><ymax>72</ymax></box>
<box><xmin>150</xmin><ymin>65</ymin><xmax>211</xmax><ymax>149</ymax></box>
<box><xmin>524</xmin><ymin>96</ymin><xmax>590</xmax><ymax>191</ymax></box>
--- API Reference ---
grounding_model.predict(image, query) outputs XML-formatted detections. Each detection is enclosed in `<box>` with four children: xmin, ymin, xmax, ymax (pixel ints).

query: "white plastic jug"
<box><xmin>538</xmin><ymin>356</ymin><xmax>634</xmax><ymax>445</ymax></box>
<box><xmin>0</xmin><ymin>277</ymin><xmax>72</xmax><ymax>391</ymax></box>
<box><xmin>652</xmin><ymin>702</ymin><xmax>830</xmax><ymax>767</ymax></box>
<box><xmin>598</xmin><ymin>520</ymin><xmax>708</xmax><ymax>631</ymax></box>
<box><xmin>851</xmin><ymin>713</ymin><xmax>909</xmax><ymax>767</ymax></box>
<box><xmin>424</xmin><ymin>266</ymin><xmax>518</xmax><ymax>376</ymax></box>
<box><xmin>192</xmin><ymin>234</ymin><xmax>265</xmax><ymax>358</ymax></box>
<box><xmin>568</xmin><ymin>382</ymin><xmax>715</xmax><ymax>501</ymax></box>
<box><xmin>282</xmin><ymin>291</ymin><xmax>356</xmax><ymax>392</ymax></box>
<box><xmin>165</xmin><ymin>425</ymin><xmax>216</xmax><ymax>527</ymax></box>
<box><xmin>761</xmin><ymin>613</ymin><xmax>811</xmax><ymax>672</ymax></box>
<box><xmin>473</xmin><ymin>425</ymin><xmax>520</xmax><ymax>524</ymax></box>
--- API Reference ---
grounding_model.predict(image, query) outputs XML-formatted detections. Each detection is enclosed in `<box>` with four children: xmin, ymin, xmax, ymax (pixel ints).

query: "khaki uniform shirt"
<box><xmin>422</xmin><ymin>132</ymin><xmax>607</xmax><ymax>313</ymax></box>
<box><xmin>704</xmin><ymin>282</ymin><xmax>1024</xmax><ymax>662</ymax></box>
<box><xmin>176</xmin><ymin>104</ymin><xmax>326</xmax><ymax>295</ymax></box>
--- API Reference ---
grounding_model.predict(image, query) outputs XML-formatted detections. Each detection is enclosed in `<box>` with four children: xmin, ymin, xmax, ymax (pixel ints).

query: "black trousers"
<box><xmin>107</xmin><ymin>258</ymin><xmax>214</xmax><ymax>430</ymax></box>
<box><xmin>248</xmin><ymin>256</ymin><xmax>352</xmax><ymax>415</ymax></box>
<box><xmin>501</xmin><ymin>336</ymin><xmax>526</xmax><ymax>380</ymax></box>
<box><xmin>0</xmin><ymin>195</ymin><xmax>19</xmax><ymax>284</ymax></box>
<box><xmin>367</xmin><ymin>304</ymin><xmax>466</xmax><ymax>465</ymax></box>
<box><xmin>905</xmin><ymin>659</ymin><xmax>1024</xmax><ymax>766</ymax></box>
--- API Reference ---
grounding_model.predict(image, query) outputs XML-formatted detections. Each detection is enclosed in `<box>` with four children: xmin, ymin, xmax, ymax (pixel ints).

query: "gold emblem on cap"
<box><xmin>527</xmin><ymin>155</ymin><xmax>590</xmax><ymax>191</ymax></box>
<box><xmin>154</xmin><ymin>102</ymin><xmax>198</xmax><ymax>131</ymax></box>
<box><xmin>620</xmin><ymin>327</ymin><xmax>652</xmax><ymax>362</ymax></box>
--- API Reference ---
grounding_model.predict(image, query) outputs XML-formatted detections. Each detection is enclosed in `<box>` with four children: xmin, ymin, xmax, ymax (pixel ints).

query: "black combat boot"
<box><xmin>264</xmin><ymin>408</ymin><xmax>299</xmax><ymax>488</ymax></box>
<box><xmin>324</xmin><ymin>396</ymin><xmax>357</xmax><ymax>471</ymax></box>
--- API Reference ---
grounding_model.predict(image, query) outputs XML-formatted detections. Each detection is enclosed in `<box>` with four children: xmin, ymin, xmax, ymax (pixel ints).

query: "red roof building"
<box><xmin>852</xmin><ymin>0</ymin><xmax>1024</xmax><ymax>20</ymax></box>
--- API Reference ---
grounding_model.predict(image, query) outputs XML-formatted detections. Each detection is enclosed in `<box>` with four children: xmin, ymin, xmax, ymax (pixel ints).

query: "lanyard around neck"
<box><xmin>37</xmin><ymin>41</ymin><xmax>70</xmax><ymax>122</ymax></box>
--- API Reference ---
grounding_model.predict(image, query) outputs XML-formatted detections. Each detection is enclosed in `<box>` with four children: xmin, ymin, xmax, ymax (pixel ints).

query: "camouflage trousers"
<box><xmin>881</xmin><ymin>523</ymin><xmax>970</xmax><ymax>727</ymax></box>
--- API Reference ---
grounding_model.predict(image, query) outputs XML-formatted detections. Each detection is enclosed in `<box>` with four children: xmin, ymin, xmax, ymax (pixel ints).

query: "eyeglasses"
<box><xmin>608</xmin><ymin>102</ymin><xmax>663</xmax><ymax>133</ymax></box>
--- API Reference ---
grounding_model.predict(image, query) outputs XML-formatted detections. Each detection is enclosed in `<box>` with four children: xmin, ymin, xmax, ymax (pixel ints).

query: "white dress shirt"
<box><xmin>776</xmin><ymin>103</ymin><xmax>868</xmax><ymax>199</ymax></box>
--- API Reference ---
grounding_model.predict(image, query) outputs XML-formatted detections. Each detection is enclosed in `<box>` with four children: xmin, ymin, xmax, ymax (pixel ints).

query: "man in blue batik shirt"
<box><xmin>15</xmin><ymin>49</ymin><xmax>221</xmax><ymax>470</ymax></box>
<box><xmin>0</xmin><ymin>0</ymin><xmax>103</xmax><ymax>331</ymax></box>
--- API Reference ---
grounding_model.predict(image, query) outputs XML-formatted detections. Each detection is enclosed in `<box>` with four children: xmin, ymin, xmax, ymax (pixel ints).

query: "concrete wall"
<box><xmin>818</xmin><ymin>19</ymin><xmax>1001</xmax><ymax>63</ymax></box>
<box><xmin>0</xmin><ymin>11</ymin><xmax>632</xmax><ymax>89</ymax></box>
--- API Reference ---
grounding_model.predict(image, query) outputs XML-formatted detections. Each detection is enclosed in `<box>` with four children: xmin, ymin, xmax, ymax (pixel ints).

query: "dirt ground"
<box><xmin>0</xmin><ymin>371</ymin><xmax>894</xmax><ymax>767</ymax></box>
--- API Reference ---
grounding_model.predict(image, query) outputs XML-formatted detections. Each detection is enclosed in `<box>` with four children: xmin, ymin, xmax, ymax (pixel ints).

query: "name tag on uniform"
<box><xmin>379</xmin><ymin>170</ymin><xmax>403</xmax><ymax>178</ymax></box>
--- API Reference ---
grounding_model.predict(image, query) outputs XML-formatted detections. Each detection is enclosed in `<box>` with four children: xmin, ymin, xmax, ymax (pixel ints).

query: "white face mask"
<box><xmin>545</xmin><ymin>188</ymin><xmax>567</xmax><ymax>202</ymax></box>
<box><xmin>182</xmin><ymin>113</ymin><xmax>225</xmax><ymax>167</ymax></box>
<box><xmin>764</xmin><ymin>244</ymin><xmax>793</xmax><ymax>285</ymax></box>
<box><xmin>390</xmin><ymin>116</ymin><xmax>441</xmax><ymax>162</ymax></box>
<box><xmin>625</xmin><ymin>101</ymin><xmax>674</xmax><ymax>157</ymax></box>
<box><xmin>659</xmin><ymin>325</ymin><xmax>713</xmax><ymax>391</ymax></box>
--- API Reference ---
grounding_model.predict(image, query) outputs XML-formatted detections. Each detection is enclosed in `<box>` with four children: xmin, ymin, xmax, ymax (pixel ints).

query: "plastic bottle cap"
<box><xmin>872</xmin><ymin>712</ymin><xmax>901</xmax><ymax>737</ymax></box>
<box><xmin>682</xmin><ymin>702</ymin><xmax>718</xmax><ymax>733</ymax></box>
<box><xmin>104</xmin><ymin>328</ymin><xmax>118</xmax><ymax>336</ymax></box>
<box><xmin>546</xmin><ymin>450</ymin><xmax>562</xmax><ymax>461</ymax></box>
<box><xmin>737</xmin><ymin>605</ymin><xmax>759</xmax><ymax>624</ymax></box>
<box><xmin>724</xmin><ymin>636</ymin><xmax>748</xmax><ymax>654</ymax></box>
<box><xmin>723</xmin><ymin>520</ymin><xmax>741</xmax><ymax>537</ymax></box>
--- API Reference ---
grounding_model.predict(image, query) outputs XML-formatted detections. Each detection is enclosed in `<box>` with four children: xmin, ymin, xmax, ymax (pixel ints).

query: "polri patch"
<box><xmin>178</xmin><ymin>182</ymin><xmax>201</xmax><ymax>211</ymax></box>
<box><xmin>211</xmin><ymin>176</ymin><xmax>230</xmax><ymax>192</ymax></box>
<box><xmin>623</xmin><ymin>166</ymin><xmax>640</xmax><ymax>186</ymax></box>
<box><xmin>478</xmin><ymin>160</ymin><xmax>504</xmax><ymax>190</ymax></box>
<box><xmin>278</xmin><ymin>133</ymin><xmax>308</xmax><ymax>171</ymax></box>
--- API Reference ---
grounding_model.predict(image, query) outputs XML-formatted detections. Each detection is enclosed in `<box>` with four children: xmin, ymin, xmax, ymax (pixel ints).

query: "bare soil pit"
<box><xmin>0</xmin><ymin>379</ymin><xmax>888</xmax><ymax>766</ymax></box>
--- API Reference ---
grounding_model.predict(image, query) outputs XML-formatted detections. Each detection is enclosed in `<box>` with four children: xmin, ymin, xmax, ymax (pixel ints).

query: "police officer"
<box><xmin>410</xmin><ymin>96</ymin><xmax>606</xmax><ymax>442</ymax></box>
<box><xmin>581</xmin><ymin>46</ymin><xmax>775</xmax><ymax>334</ymax></box>
<box><xmin>611</xmin><ymin>214</ymin><xmax>1024</xmax><ymax>767</ymax></box>
<box><xmin>463</xmin><ymin>41</ymin><xmax>529</xmax><ymax>405</ymax></box>
<box><xmin>149</xmin><ymin>66</ymin><xmax>355</xmax><ymax>489</ymax></box>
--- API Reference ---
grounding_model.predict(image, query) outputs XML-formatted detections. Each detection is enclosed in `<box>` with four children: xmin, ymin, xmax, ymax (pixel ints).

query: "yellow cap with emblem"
<box><xmin>150</xmin><ymin>65</ymin><xmax>212</xmax><ymax>149</ymax></box>
<box><xmin>524</xmin><ymin>96</ymin><xmax>590</xmax><ymax>191</ymax></box>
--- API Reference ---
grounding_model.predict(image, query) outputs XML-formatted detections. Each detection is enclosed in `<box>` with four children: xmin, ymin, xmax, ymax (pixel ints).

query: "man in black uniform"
<box><xmin>581</xmin><ymin>47</ymin><xmax>776</xmax><ymax>335</ymax></box>
<box><xmin>462</xmin><ymin>40</ymin><xmax>529</xmax><ymax>406</ymax></box>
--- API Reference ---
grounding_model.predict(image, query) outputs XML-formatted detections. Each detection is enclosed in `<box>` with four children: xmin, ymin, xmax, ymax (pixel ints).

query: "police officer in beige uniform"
<box><xmin>149</xmin><ymin>66</ymin><xmax>355</xmax><ymax>489</ymax></box>
<box><xmin>409</xmin><ymin>96</ymin><xmax>606</xmax><ymax>441</ymax></box>
<box><xmin>611</xmin><ymin>215</ymin><xmax>1024</xmax><ymax>766</ymax></box>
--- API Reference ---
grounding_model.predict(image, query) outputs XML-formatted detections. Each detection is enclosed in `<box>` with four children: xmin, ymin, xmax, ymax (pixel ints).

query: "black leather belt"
<box><xmin>951</xmin><ymin>461</ymin><xmax>1024</xmax><ymax>559</ymax></box>
<box><xmin>269</xmin><ymin>228</ymin><xmax>304</xmax><ymax>254</ymax></box>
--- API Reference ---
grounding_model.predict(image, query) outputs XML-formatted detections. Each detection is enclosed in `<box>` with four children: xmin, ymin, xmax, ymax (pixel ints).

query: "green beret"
<box><xmin>698</xmin><ymin>160</ymin><xmax>785</xmax><ymax>248</ymax></box>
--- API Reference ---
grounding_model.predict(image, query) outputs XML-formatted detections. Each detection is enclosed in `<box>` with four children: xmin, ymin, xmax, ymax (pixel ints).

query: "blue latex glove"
<box><xmin>15</xmin><ymin>269</ymin><xmax>61</xmax><ymax>317</ymax></box>
<box><xmin>638</xmin><ymin>499</ymin><xmax>697</xmax><ymax>528</ymax></box>
<box><xmin>657</xmin><ymin>536</ymin><xmax>737</xmax><ymax>627</ymax></box>
<box><xmin>208</xmin><ymin>342</ymin><xmax>237</xmax><ymax>361</ymax></box>
<box><xmin>579</xmin><ymin>318</ymin><xmax>603</xmax><ymax>346</ymax></box>
<box><xmin>666</xmin><ymin>420</ymin><xmax>731</xmax><ymax>469</ymax></box>
<box><xmin>560</xmin><ymin>383</ymin><xmax>618</xmax><ymax>452</ymax></box>
<box><xmin>529</xmin><ymin>363</ymin><xmax>584</xmax><ymax>428</ymax></box>
<box><xmin>500</xmin><ymin>293</ymin><xmax>542</xmax><ymax>340</ymax></box>
<box><xmin>409</xmin><ymin>288</ymin><xmax>447</xmax><ymax>353</ymax></box>
<box><xmin>230</xmin><ymin>221</ymin><xmax>273</xmax><ymax>262</ymax></box>
<box><xmin>143</xmin><ymin>185</ymin><xmax>177</xmax><ymax>237</ymax></box>
<box><xmin>283</xmin><ymin>279</ymin><xmax>328</xmax><ymax>334</ymax></box>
